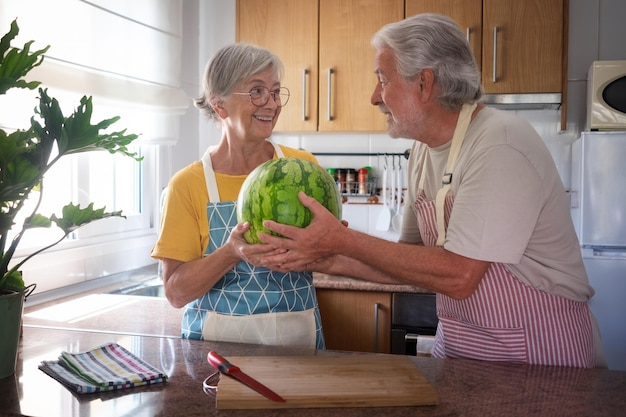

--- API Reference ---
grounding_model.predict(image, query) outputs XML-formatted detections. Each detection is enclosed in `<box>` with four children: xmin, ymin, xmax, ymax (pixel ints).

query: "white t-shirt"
<box><xmin>401</xmin><ymin>107</ymin><xmax>593</xmax><ymax>301</ymax></box>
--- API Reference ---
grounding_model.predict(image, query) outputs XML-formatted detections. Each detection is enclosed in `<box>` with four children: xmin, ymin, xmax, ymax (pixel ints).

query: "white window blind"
<box><xmin>0</xmin><ymin>0</ymin><xmax>188</xmax><ymax>289</ymax></box>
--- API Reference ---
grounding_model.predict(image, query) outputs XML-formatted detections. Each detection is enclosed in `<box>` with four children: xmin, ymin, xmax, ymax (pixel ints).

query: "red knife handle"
<box><xmin>207</xmin><ymin>351</ymin><xmax>240</xmax><ymax>375</ymax></box>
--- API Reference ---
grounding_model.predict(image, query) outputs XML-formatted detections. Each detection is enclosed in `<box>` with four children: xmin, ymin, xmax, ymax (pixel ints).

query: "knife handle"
<box><xmin>207</xmin><ymin>351</ymin><xmax>240</xmax><ymax>375</ymax></box>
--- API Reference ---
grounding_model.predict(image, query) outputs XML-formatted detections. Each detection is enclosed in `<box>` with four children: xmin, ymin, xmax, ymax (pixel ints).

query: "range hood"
<box><xmin>483</xmin><ymin>93</ymin><xmax>562</xmax><ymax>110</ymax></box>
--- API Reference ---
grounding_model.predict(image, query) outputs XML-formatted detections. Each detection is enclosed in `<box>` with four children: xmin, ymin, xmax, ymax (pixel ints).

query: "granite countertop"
<box><xmin>313</xmin><ymin>272</ymin><xmax>429</xmax><ymax>294</ymax></box>
<box><xmin>3</xmin><ymin>325</ymin><xmax>626</xmax><ymax>417</ymax></box>
<box><xmin>14</xmin><ymin>273</ymin><xmax>626</xmax><ymax>416</ymax></box>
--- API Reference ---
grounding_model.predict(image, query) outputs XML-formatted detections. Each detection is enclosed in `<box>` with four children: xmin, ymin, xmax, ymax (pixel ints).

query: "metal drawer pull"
<box><xmin>405</xmin><ymin>333</ymin><xmax>419</xmax><ymax>342</ymax></box>
<box><xmin>373</xmin><ymin>302</ymin><xmax>380</xmax><ymax>353</ymax></box>
<box><xmin>302</xmin><ymin>69</ymin><xmax>308</xmax><ymax>121</ymax></box>
<box><xmin>327</xmin><ymin>68</ymin><xmax>334</xmax><ymax>121</ymax></box>
<box><xmin>492</xmin><ymin>26</ymin><xmax>498</xmax><ymax>83</ymax></box>
<box><xmin>466</xmin><ymin>27</ymin><xmax>470</xmax><ymax>43</ymax></box>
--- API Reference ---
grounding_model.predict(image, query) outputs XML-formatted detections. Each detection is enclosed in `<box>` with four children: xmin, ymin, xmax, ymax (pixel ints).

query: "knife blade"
<box><xmin>207</xmin><ymin>351</ymin><xmax>286</xmax><ymax>403</ymax></box>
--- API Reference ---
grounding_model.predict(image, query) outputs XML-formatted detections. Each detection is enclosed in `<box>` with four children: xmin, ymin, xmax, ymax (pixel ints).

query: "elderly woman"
<box><xmin>151</xmin><ymin>43</ymin><xmax>324</xmax><ymax>349</ymax></box>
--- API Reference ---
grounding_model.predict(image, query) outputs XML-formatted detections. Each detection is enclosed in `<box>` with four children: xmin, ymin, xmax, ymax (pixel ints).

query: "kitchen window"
<box><xmin>1</xmin><ymin>83</ymin><xmax>157</xmax><ymax>254</ymax></box>
<box><xmin>0</xmin><ymin>0</ymin><xmax>187</xmax><ymax>289</ymax></box>
<box><xmin>7</xmin><ymin>143</ymin><xmax>151</xmax><ymax>252</ymax></box>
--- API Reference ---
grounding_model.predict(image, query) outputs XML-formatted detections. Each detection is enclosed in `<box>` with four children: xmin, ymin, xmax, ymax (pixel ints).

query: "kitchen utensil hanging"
<box><xmin>392</xmin><ymin>155</ymin><xmax>404</xmax><ymax>232</ymax></box>
<box><xmin>389</xmin><ymin>155</ymin><xmax>396</xmax><ymax>213</ymax></box>
<box><xmin>375</xmin><ymin>155</ymin><xmax>391</xmax><ymax>231</ymax></box>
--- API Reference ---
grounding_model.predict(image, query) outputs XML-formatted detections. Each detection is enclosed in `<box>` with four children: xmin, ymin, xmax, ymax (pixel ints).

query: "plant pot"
<box><xmin>0</xmin><ymin>285</ymin><xmax>33</xmax><ymax>379</ymax></box>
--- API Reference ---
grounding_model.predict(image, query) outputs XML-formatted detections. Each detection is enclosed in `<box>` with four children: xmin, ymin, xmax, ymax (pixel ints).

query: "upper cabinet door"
<box><xmin>405</xmin><ymin>0</ymin><xmax>565</xmax><ymax>95</ymax></box>
<box><xmin>318</xmin><ymin>0</ymin><xmax>404</xmax><ymax>132</ymax></box>
<box><xmin>405</xmin><ymin>0</ymin><xmax>483</xmax><ymax>72</ymax></box>
<box><xmin>238</xmin><ymin>0</ymin><xmax>403</xmax><ymax>132</ymax></box>
<box><xmin>482</xmin><ymin>0</ymin><xmax>563</xmax><ymax>94</ymax></box>
<box><xmin>237</xmin><ymin>0</ymin><xmax>319</xmax><ymax>132</ymax></box>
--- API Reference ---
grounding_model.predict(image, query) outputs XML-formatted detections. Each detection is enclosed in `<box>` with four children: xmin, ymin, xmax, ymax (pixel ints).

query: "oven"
<box><xmin>390</xmin><ymin>292</ymin><xmax>438</xmax><ymax>356</ymax></box>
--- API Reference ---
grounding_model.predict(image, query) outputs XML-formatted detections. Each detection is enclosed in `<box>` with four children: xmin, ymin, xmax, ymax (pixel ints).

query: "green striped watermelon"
<box><xmin>236</xmin><ymin>157</ymin><xmax>342</xmax><ymax>244</ymax></box>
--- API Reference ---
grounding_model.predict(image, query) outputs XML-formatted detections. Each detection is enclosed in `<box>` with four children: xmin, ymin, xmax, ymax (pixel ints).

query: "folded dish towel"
<box><xmin>39</xmin><ymin>342</ymin><xmax>168</xmax><ymax>394</ymax></box>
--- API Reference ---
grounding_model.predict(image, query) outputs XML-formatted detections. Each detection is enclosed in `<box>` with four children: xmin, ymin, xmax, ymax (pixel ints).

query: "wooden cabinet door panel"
<box><xmin>405</xmin><ymin>0</ymin><xmax>483</xmax><ymax>71</ymax></box>
<box><xmin>317</xmin><ymin>288</ymin><xmax>391</xmax><ymax>353</ymax></box>
<box><xmin>318</xmin><ymin>0</ymin><xmax>403</xmax><ymax>132</ymax></box>
<box><xmin>237</xmin><ymin>0</ymin><xmax>319</xmax><ymax>131</ymax></box>
<box><xmin>482</xmin><ymin>0</ymin><xmax>563</xmax><ymax>93</ymax></box>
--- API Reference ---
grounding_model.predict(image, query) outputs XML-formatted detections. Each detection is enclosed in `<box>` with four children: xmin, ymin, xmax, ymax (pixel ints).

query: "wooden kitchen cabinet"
<box><xmin>236</xmin><ymin>0</ymin><xmax>318</xmax><ymax>132</ymax></box>
<box><xmin>406</xmin><ymin>0</ymin><xmax>566</xmax><ymax>95</ymax></box>
<box><xmin>237</xmin><ymin>0</ymin><xmax>403</xmax><ymax>132</ymax></box>
<box><xmin>316</xmin><ymin>288</ymin><xmax>391</xmax><ymax>353</ymax></box>
<box><xmin>405</xmin><ymin>0</ymin><xmax>483</xmax><ymax>72</ymax></box>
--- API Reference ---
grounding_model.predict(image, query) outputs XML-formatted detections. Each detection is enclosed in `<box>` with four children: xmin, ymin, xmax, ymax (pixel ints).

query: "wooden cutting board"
<box><xmin>214</xmin><ymin>354</ymin><xmax>438</xmax><ymax>409</ymax></box>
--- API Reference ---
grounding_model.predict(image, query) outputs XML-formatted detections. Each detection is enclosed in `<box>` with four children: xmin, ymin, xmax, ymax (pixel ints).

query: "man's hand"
<box><xmin>258</xmin><ymin>192</ymin><xmax>348</xmax><ymax>270</ymax></box>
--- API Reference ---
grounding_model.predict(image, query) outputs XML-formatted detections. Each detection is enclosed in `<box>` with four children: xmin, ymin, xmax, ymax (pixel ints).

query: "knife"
<box><xmin>207</xmin><ymin>351</ymin><xmax>286</xmax><ymax>403</ymax></box>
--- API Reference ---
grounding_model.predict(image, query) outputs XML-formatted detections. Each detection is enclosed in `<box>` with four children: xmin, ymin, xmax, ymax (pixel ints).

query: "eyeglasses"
<box><xmin>231</xmin><ymin>86</ymin><xmax>290</xmax><ymax>107</ymax></box>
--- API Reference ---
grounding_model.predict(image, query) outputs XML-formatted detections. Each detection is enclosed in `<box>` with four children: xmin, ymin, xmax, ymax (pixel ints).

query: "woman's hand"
<box><xmin>227</xmin><ymin>221</ymin><xmax>287</xmax><ymax>266</ymax></box>
<box><xmin>258</xmin><ymin>192</ymin><xmax>348</xmax><ymax>271</ymax></box>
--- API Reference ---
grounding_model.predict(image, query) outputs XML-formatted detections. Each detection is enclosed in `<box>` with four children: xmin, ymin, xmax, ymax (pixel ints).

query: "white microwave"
<box><xmin>586</xmin><ymin>60</ymin><xmax>626</xmax><ymax>131</ymax></box>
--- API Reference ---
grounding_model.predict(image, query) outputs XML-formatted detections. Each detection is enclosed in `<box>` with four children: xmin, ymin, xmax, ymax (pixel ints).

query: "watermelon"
<box><xmin>236</xmin><ymin>157</ymin><xmax>342</xmax><ymax>244</ymax></box>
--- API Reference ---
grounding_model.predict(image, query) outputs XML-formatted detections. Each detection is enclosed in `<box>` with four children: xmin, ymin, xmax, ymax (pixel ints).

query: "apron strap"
<box><xmin>434</xmin><ymin>102</ymin><xmax>477</xmax><ymax>246</ymax></box>
<box><xmin>201</xmin><ymin>139</ymin><xmax>285</xmax><ymax>202</ymax></box>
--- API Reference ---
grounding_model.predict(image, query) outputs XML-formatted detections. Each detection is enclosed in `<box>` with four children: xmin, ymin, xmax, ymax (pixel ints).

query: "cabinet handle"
<box><xmin>373</xmin><ymin>302</ymin><xmax>380</xmax><ymax>353</ymax></box>
<box><xmin>405</xmin><ymin>333</ymin><xmax>419</xmax><ymax>342</ymax></box>
<box><xmin>327</xmin><ymin>68</ymin><xmax>334</xmax><ymax>121</ymax></box>
<box><xmin>492</xmin><ymin>26</ymin><xmax>498</xmax><ymax>83</ymax></box>
<box><xmin>301</xmin><ymin>69</ymin><xmax>308</xmax><ymax>121</ymax></box>
<box><xmin>466</xmin><ymin>27</ymin><xmax>470</xmax><ymax>43</ymax></box>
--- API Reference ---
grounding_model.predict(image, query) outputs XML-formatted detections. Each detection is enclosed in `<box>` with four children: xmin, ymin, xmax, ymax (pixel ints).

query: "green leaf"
<box><xmin>0</xmin><ymin>19</ymin><xmax>49</xmax><ymax>95</ymax></box>
<box><xmin>24</xmin><ymin>213</ymin><xmax>52</xmax><ymax>229</ymax></box>
<box><xmin>49</xmin><ymin>203</ymin><xmax>126</xmax><ymax>233</ymax></box>
<box><xmin>33</xmin><ymin>89</ymin><xmax>142</xmax><ymax>161</ymax></box>
<box><xmin>3</xmin><ymin>270</ymin><xmax>25</xmax><ymax>291</ymax></box>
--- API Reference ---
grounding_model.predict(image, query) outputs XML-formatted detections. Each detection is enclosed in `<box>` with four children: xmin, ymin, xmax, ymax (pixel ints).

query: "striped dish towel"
<box><xmin>39</xmin><ymin>342</ymin><xmax>168</xmax><ymax>394</ymax></box>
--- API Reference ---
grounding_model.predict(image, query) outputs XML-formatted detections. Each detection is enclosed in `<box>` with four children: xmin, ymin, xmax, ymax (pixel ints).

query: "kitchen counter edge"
<box><xmin>313</xmin><ymin>273</ymin><xmax>429</xmax><ymax>294</ymax></box>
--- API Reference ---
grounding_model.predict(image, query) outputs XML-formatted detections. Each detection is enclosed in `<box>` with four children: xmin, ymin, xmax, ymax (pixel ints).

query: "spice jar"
<box><xmin>345</xmin><ymin>168</ymin><xmax>356</xmax><ymax>194</ymax></box>
<box><xmin>358</xmin><ymin>167</ymin><xmax>369</xmax><ymax>194</ymax></box>
<box><xmin>337</xmin><ymin>169</ymin><xmax>346</xmax><ymax>193</ymax></box>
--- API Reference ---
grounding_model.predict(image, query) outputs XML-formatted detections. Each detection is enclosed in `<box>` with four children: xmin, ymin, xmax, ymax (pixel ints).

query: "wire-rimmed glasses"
<box><xmin>231</xmin><ymin>86</ymin><xmax>290</xmax><ymax>107</ymax></box>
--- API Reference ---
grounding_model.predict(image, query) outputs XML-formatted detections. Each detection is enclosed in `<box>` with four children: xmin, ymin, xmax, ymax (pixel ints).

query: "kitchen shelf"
<box><xmin>339</xmin><ymin>180</ymin><xmax>377</xmax><ymax>197</ymax></box>
<box><xmin>313</xmin><ymin>150</ymin><xmax>410</xmax><ymax>159</ymax></box>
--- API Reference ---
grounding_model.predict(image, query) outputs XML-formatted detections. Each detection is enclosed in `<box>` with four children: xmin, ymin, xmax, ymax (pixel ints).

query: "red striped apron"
<box><xmin>416</xmin><ymin>104</ymin><xmax>596</xmax><ymax>368</ymax></box>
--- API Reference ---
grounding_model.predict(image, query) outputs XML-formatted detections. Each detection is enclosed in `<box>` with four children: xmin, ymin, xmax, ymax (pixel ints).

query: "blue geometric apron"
<box><xmin>181</xmin><ymin>141</ymin><xmax>325</xmax><ymax>349</ymax></box>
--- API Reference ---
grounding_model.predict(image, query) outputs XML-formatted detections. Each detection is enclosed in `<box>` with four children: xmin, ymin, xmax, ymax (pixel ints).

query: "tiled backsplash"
<box><xmin>274</xmin><ymin>132</ymin><xmax>413</xmax><ymax>188</ymax></box>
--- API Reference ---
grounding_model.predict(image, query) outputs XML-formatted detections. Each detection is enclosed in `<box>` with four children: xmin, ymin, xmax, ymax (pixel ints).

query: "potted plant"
<box><xmin>0</xmin><ymin>19</ymin><xmax>141</xmax><ymax>378</ymax></box>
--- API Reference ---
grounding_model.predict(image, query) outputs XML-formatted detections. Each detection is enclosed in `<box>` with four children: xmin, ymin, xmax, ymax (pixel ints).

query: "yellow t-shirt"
<box><xmin>151</xmin><ymin>145</ymin><xmax>318</xmax><ymax>262</ymax></box>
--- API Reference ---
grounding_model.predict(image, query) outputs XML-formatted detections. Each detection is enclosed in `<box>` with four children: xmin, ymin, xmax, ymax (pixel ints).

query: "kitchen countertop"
<box><xmin>3</xmin><ymin>325</ymin><xmax>626</xmax><ymax>417</ymax></box>
<box><xmin>20</xmin><ymin>270</ymin><xmax>427</xmax><ymax>338</ymax></box>
<box><xmin>13</xmin><ymin>277</ymin><xmax>625</xmax><ymax>416</ymax></box>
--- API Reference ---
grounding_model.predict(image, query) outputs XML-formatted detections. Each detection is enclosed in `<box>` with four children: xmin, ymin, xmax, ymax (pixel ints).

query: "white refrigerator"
<box><xmin>571</xmin><ymin>131</ymin><xmax>626</xmax><ymax>371</ymax></box>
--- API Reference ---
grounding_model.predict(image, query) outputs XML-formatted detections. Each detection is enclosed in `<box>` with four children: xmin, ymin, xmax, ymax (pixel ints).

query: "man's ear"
<box><xmin>418</xmin><ymin>68</ymin><xmax>436</xmax><ymax>101</ymax></box>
